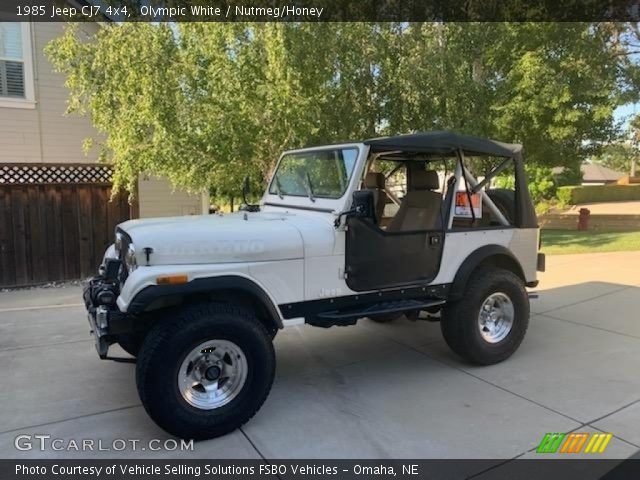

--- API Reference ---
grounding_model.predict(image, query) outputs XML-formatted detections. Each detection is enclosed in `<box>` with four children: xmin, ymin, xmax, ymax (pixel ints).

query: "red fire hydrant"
<box><xmin>577</xmin><ymin>208</ymin><xmax>590</xmax><ymax>231</ymax></box>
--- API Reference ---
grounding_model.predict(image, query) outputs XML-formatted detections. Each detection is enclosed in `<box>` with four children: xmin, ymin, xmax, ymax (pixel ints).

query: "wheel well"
<box><xmin>449</xmin><ymin>246</ymin><xmax>526</xmax><ymax>300</ymax></box>
<box><xmin>134</xmin><ymin>289</ymin><xmax>281</xmax><ymax>338</ymax></box>
<box><xmin>207</xmin><ymin>289</ymin><xmax>281</xmax><ymax>336</ymax></box>
<box><xmin>128</xmin><ymin>278</ymin><xmax>283</xmax><ymax>338</ymax></box>
<box><xmin>478</xmin><ymin>254</ymin><xmax>525</xmax><ymax>282</ymax></box>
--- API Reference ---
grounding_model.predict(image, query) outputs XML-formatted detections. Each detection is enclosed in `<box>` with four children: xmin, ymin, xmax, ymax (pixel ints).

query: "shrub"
<box><xmin>535</xmin><ymin>200</ymin><xmax>553</xmax><ymax>215</ymax></box>
<box><xmin>556</xmin><ymin>186</ymin><xmax>576</xmax><ymax>205</ymax></box>
<box><xmin>495</xmin><ymin>165</ymin><xmax>556</xmax><ymax>204</ymax></box>
<box><xmin>556</xmin><ymin>184</ymin><xmax>640</xmax><ymax>204</ymax></box>
<box><xmin>526</xmin><ymin>166</ymin><xmax>557</xmax><ymax>204</ymax></box>
<box><xmin>555</xmin><ymin>164</ymin><xmax>583</xmax><ymax>187</ymax></box>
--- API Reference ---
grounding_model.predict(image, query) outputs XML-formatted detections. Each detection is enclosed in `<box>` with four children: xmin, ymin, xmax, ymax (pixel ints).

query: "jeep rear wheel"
<box><xmin>136</xmin><ymin>302</ymin><xmax>275</xmax><ymax>440</ymax></box>
<box><xmin>441</xmin><ymin>267</ymin><xmax>529</xmax><ymax>365</ymax></box>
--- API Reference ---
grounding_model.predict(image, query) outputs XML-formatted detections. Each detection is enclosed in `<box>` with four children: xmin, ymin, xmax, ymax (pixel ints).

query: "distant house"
<box><xmin>579</xmin><ymin>163</ymin><xmax>625</xmax><ymax>185</ymax></box>
<box><xmin>552</xmin><ymin>162</ymin><xmax>625</xmax><ymax>186</ymax></box>
<box><xmin>0</xmin><ymin>20</ymin><xmax>208</xmax><ymax>218</ymax></box>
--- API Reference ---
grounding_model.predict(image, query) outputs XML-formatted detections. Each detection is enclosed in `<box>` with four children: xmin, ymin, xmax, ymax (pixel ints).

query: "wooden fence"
<box><xmin>0</xmin><ymin>164</ymin><xmax>134</xmax><ymax>288</ymax></box>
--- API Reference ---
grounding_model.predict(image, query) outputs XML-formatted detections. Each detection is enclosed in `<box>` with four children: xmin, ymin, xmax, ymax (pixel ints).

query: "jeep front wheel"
<box><xmin>116</xmin><ymin>333</ymin><xmax>144</xmax><ymax>357</ymax></box>
<box><xmin>441</xmin><ymin>267</ymin><xmax>529</xmax><ymax>365</ymax></box>
<box><xmin>136</xmin><ymin>302</ymin><xmax>275</xmax><ymax>440</ymax></box>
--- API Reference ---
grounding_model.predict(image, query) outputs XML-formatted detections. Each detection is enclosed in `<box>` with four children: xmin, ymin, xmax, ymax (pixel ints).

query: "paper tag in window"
<box><xmin>454</xmin><ymin>192</ymin><xmax>482</xmax><ymax>218</ymax></box>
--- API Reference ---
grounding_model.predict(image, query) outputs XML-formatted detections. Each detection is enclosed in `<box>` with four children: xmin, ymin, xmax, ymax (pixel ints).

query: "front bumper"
<box><xmin>86</xmin><ymin>305</ymin><xmax>110</xmax><ymax>358</ymax></box>
<box><xmin>83</xmin><ymin>274</ymin><xmax>133</xmax><ymax>359</ymax></box>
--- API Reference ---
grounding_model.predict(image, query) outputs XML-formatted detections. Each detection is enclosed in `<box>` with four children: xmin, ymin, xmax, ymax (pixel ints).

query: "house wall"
<box><xmin>0</xmin><ymin>22</ymin><xmax>100</xmax><ymax>163</ymax></box>
<box><xmin>138</xmin><ymin>175</ymin><xmax>209</xmax><ymax>218</ymax></box>
<box><xmin>0</xmin><ymin>21</ymin><xmax>208</xmax><ymax>218</ymax></box>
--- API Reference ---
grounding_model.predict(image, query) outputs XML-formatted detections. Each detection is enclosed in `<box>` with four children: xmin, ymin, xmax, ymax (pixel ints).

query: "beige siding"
<box><xmin>0</xmin><ymin>22</ymin><xmax>100</xmax><ymax>164</ymax></box>
<box><xmin>138</xmin><ymin>176</ymin><xmax>208</xmax><ymax>218</ymax></box>
<box><xmin>1</xmin><ymin>22</ymin><xmax>207</xmax><ymax>215</ymax></box>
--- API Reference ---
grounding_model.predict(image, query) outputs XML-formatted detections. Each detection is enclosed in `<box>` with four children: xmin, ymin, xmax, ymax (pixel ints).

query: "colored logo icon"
<box><xmin>537</xmin><ymin>432</ymin><xmax>613</xmax><ymax>454</ymax></box>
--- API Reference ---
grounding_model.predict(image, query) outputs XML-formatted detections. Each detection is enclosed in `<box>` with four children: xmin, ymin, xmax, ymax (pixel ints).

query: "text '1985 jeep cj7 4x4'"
<box><xmin>84</xmin><ymin>131</ymin><xmax>545</xmax><ymax>440</ymax></box>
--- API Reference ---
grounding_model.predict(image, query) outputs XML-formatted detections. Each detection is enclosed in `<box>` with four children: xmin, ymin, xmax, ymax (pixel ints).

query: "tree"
<box><xmin>592</xmin><ymin>142</ymin><xmax>634</xmax><ymax>174</ymax></box>
<box><xmin>46</xmin><ymin>23</ymin><xmax>640</xmax><ymax>199</ymax></box>
<box><xmin>383</xmin><ymin>23</ymin><xmax>637</xmax><ymax>167</ymax></box>
<box><xmin>591</xmin><ymin>114</ymin><xmax>640</xmax><ymax>176</ymax></box>
<box><xmin>629</xmin><ymin>114</ymin><xmax>640</xmax><ymax>176</ymax></box>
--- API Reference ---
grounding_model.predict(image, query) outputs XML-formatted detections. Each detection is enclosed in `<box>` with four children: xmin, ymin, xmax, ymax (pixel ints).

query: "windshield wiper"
<box><xmin>274</xmin><ymin>175</ymin><xmax>285</xmax><ymax>199</ymax></box>
<box><xmin>304</xmin><ymin>172</ymin><xmax>316</xmax><ymax>202</ymax></box>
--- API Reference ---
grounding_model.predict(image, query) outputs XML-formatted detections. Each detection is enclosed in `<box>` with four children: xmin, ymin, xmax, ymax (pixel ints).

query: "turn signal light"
<box><xmin>156</xmin><ymin>274</ymin><xmax>189</xmax><ymax>285</ymax></box>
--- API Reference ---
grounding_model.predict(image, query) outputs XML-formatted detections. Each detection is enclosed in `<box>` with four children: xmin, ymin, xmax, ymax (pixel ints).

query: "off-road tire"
<box><xmin>441</xmin><ymin>267</ymin><xmax>529</xmax><ymax>365</ymax></box>
<box><xmin>136</xmin><ymin>302</ymin><xmax>275</xmax><ymax>440</ymax></box>
<box><xmin>486</xmin><ymin>189</ymin><xmax>516</xmax><ymax>224</ymax></box>
<box><xmin>116</xmin><ymin>334</ymin><xmax>143</xmax><ymax>357</ymax></box>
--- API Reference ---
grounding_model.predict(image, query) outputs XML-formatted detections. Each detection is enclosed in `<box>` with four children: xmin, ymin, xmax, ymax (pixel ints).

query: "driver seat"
<box><xmin>363</xmin><ymin>172</ymin><xmax>389</xmax><ymax>224</ymax></box>
<box><xmin>387</xmin><ymin>170</ymin><xmax>442</xmax><ymax>231</ymax></box>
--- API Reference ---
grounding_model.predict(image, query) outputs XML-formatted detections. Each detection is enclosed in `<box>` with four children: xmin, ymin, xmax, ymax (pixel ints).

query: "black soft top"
<box><xmin>364</xmin><ymin>131</ymin><xmax>522</xmax><ymax>159</ymax></box>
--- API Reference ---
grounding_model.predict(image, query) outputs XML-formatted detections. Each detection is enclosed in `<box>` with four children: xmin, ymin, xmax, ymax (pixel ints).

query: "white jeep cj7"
<box><xmin>83</xmin><ymin>131</ymin><xmax>545</xmax><ymax>439</ymax></box>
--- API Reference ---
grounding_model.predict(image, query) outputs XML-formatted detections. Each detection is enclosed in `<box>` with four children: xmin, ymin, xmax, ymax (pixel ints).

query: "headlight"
<box><xmin>114</xmin><ymin>232</ymin><xmax>123</xmax><ymax>256</ymax></box>
<box><xmin>125</xmin><ymin>244</ymin><xmax>137</xmax><ymax>272</ymax></box>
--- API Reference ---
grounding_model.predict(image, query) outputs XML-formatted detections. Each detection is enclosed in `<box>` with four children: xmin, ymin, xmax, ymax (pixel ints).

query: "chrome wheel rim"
<box><xmin>478</xmin><ymin>292</ymin><xmax>514</xmax><ymax>344</ymax></box>
<box><xmin>178</xmin><ymin>340</ymin><xmax>248</xmax><ymax>410</ymax></box>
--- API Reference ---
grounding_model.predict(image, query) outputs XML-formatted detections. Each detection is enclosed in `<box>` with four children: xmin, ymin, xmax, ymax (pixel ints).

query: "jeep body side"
<box><xmin>83</xmin><ymin>131</ymin><xmax>544</xmax><ymax>439</ymax></box>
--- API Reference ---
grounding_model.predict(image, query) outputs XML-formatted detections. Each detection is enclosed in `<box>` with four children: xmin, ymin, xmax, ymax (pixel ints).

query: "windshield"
<box><xmin>269</xmin><ymin>148</ymin><xmax>358</xmax><ymax>199</ymax></box>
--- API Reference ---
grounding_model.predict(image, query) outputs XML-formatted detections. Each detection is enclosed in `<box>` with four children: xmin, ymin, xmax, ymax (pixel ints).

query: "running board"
<box><xmin>307</xmin><ymin>299</ymin><xmax>446</xmax><ymax>328</ymax></box>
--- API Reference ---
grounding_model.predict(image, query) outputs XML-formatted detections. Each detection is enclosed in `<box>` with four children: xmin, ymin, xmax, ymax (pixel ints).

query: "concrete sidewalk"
<box><xmin>0</xmin><ymin>252</ymin><xmax>639</xmax><ymax>472</ymax></box>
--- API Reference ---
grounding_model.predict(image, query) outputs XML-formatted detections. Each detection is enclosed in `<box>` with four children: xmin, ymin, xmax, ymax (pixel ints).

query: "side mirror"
<box><xmin>240</xmin><ymin>175</ymin><xmax>260</xmax><ymax>212</ymax></box>
<box><xmin>334</xmin><ymin>190</ymin><xmax>376</xmax><ymax>228</ymax></box>
<box><xmin>351</xmin><ymin>190</ymin><xmax>376</xmax><ymax>222</ymax></box>
<box><xmin>242</xmin><ymin>176</ymin><xmax>250</xmax><ymax>198</ymax></box>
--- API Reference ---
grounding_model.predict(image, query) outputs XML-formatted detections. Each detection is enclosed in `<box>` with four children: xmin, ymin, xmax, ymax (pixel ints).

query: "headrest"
<box><xmin>410</xmin><ymin>170</ymin><xmax>439</xmax><ymax>190</ymax></box>
<box><xmin>364</xmin><ymin>172</ymin><xmax>386</xmax><ymax>189</ymax></box>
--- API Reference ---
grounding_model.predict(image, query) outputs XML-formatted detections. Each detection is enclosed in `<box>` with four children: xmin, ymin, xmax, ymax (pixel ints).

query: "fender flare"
<box><xmin>127</xmin><ymin>275</ymin><xmax>283</xmax><ymax>329</ymax></box>
<box><xmin>448</xmin><ymin>245</ymin><xmax>525</xmax><ymax>301</ymax></box>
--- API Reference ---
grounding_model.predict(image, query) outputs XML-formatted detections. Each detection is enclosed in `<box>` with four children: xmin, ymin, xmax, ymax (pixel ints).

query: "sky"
<box><xmin>615</xmin><ymin>102</ymin><xmax>639</xmax><ymax>127</ymax></box>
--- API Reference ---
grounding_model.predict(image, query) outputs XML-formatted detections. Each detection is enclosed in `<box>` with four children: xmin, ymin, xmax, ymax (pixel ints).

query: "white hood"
<box><xmin>118</xmin><ymin>210</ymin><xmax>336</xmax><ymax>266</ymax></box>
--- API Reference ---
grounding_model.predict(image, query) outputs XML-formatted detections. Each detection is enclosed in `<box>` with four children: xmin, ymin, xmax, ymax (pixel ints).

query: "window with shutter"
<box><xmin>0</xmin><ymin>23</ymin><xmax>26</xmax><ymax>98</ymax></box>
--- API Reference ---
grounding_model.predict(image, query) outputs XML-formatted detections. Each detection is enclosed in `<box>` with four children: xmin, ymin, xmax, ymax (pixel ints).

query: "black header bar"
<box><xmin>3</xmin><ymin>459</ymin><xmax>640</xmax><ymax>479</ymax></box>
<box><xmin>1</xmin><ymin>0</ymin><xmax>640</xmax><ymax>22</ymax></box>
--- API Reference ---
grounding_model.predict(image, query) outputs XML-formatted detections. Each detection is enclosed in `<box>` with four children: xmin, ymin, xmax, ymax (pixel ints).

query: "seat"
<box><xmin>387</xmin><ymin>169</ymin><xmax>442</xmax><ymax>232</ymax></box>
<box><xmin>363</xmin><ymin>172</ymin><xmax>389</xmax><ymax>224</ymax></box>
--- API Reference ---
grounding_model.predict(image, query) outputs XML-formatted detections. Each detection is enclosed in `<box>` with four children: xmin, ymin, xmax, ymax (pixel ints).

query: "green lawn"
<box><xmin>541</xmin><ymin>229</ymin><xmax>640</xmax><ymax>255</ymax></box>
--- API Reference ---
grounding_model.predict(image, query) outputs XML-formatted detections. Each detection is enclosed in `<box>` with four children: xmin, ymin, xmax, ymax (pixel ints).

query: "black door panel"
<box><xmin>345</xmin><ymin>217</ymin><xmax>444</xmax><ymax>292</ymax></box>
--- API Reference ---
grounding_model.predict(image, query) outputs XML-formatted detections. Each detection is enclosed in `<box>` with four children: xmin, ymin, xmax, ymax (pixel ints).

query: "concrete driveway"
<box><xmin>1</xmin><ymin>252</ymin><xmax>639</xmax><ymax>469</ymax></box>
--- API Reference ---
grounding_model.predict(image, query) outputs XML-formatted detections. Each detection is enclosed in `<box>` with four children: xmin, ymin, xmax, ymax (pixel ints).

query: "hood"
<box><xmin>118</xmin><ymin>210</ymin><xmax>336</xmax><ymax>266</ymax></box>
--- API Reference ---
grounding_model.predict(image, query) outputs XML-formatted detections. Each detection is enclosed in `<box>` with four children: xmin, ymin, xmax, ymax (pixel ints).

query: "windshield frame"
<box><xmin>261</xmin><ymin>143</ymin><xmax>366</xmax><ymax>214</ymax></box>
<box><xmin>267</xmin><ymin>145</ymin><xmax>361</xmax><ymax>201</ymax></box>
